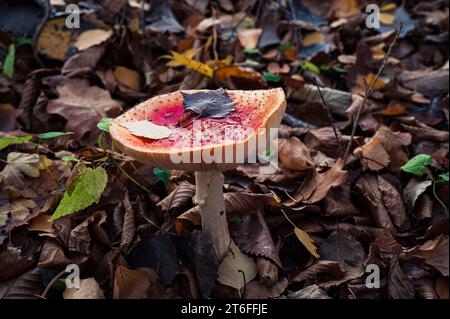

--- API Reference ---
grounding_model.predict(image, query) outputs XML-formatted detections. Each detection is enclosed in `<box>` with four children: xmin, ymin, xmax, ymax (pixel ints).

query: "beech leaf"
<box><xmin>122</xmin><ymin>120</ymin><xmax>173</xmax><ymax>140</ymax></box>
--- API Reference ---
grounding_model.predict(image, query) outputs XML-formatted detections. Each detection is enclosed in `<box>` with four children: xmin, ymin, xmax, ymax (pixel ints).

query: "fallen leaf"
<box><xmin>113</xmin><ymin>265</ymin><xmax>165</xmax><ymax>299</ymax></box>
<box><xmin>278</xmin><ymin>137</ymin><xmax>314</xmax><ymax>171</ymax></box>
<box><xmin>388</xmin><ymin>258</ymin><xmax>415</xmax><ymax>299</ymax></box>
<box><xmin>0</xmin><ymin>152</ymin><xmax>40</xmax><ymax>187</ymax></box>
<box><xmin>405</xmin><ymin>235</ymin><xmax>449</xmax><ymax>277</ymax></box>
<box><xmin>74</xmin><ymin>29</ymin><xmax>113</xmax><ymax>51</ymax></box>
<box><xmin>329</xmin><ymin>0</ymin><xmax>360</xmax><ymax>19</ymax></box>
<box><xmin>168</xmin><ymin>51</ymin><xmax>213</xmax><ymax>77</ymax></box>
<box><xmin>303</xmin><ymin>32</ymin><xmax>325</xmax><ymax>47</ymax></box>
<box><xmin>130</xmin><ymin>234</ymin><xmax>180</xmax><ymax>286</ymax></box>
<box><xmin>50</xmin><ymin>166</ymin><xmax>108</xmax><ymax>221</ymax></box>
<box><xmin>286</xmin><ymin>284</ymin><xmax>330</xmax><ymax>299</ymax></box>
<box><xmin>157</xmin><ymin>181</ymin><xmax>196</xmax><ymax>212</ymax></box>
<box><xmin>294</xmin><ymin>227</ymin><xmax>319</xmax><ymax>258</ymax></box>
<box><xmin>36</xmin><ymin>17</ymin><xmax>72</xmax><ymax>61</ymax></box>
<box><xmin>380</xmin><ymin>13</ymin><xmax>396</xmax><ymax>25</ymax></box>
<box><xmin>354</xmin><ymin>137</ymin><xmax>390</xmax><ymax>171</ymax></box>
<box><xmin>47</xmin><ymin>79</ymin><xmax>122</xmax><ymax>145</ymax></box>
<box><xmin>114</xmin><ymin>66</ymin><xmax>141</xmax><ymax>91</ymax></box>
<box><xmin>237</xmin><ymin>28</ymin><xmax>262</xmax><ymax>50</ymax></box>
<box><xmin>230</xmin><ymin>210</ymin><xmax>282</xmax><ymax>267</ymax></box>
<box><xmin>244</xmin><ymin>279</ymin><xmax>287</xmax><ymax>299</ymax></box>
<box><xmin>0</xmin><ymin>268</ymin><xmax>43</xmax><ymax>299</ymax></box>
<box><xmin>182</xmin><ymin>88</ymin><xmax>235</xmax><ymax>118</ymax></box>
<box><xmin>217</xmin><ymin>240</ymin><xmax>257</xmax><ymax>290</ymax></box>
<box><xmin>318</xmin><ymin>230</ymin><xmax>366</xmax><ymax>280</ymax></box>
<box><xmin>64</xmin><ymin>278</ymin><xmax>105</xmax><ymax>299</ymax></box>
<box><xmin>145</xmin><ymin>2</ymin><xmax>184</xmax><ymax>33</ymax></box>
<box><xmin>122</xmin><ymin>120</ymin><xmax>173</xmax><ymax>140</ymax></box>
<box><xmin>404</xmin><ymin>178</ymin><xmax>432</xmax><ymax>208</ymax></box>
<box><xmin>291</xmin><ymin>159</ymin><xmax>348</xmax><ymax>204</ymax></box>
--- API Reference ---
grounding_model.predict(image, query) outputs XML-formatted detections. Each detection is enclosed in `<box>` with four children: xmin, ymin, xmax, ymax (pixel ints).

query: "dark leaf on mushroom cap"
<box><xmin>181</xmin><ymin>88</ymin><xmax>235</xmax><ymax>118</ymax></box>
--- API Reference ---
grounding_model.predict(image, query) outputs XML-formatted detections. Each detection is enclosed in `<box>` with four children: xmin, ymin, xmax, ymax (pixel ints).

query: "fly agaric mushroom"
<box><xmin>110</xmin><ymin>88</ymin><xmax>286</xmax><ymax>259</ymax></box>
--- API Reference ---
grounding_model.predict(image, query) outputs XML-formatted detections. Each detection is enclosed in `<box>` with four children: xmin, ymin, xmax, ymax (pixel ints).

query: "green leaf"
<box><xmin>262</xmin><ymin>71</ymin><xmax>282</xmax><ymax>83</ymax></box>
<box><xmin>153</xmin><ymin>167</ymin><xmax>171</xmax><ymax>187</ymax></box>
<box><xmin>49</xmin><ymin>166</ymin><xmax>108</xmax><ymax>221</ymax></box>
<box><xmin>61</xmin><ymin>156</ymin><xmax>79</xmax><ymax>163</ymax></box>
<box><xmin>97</xmin><ymin>131</ymin><xmax>107</xmax><ymax>149</ymax></box>
<box><xmin>401</xmin><ymin>154</ymin><xmax>432</xmax><ymax>176</ymax></box>
<box><xmin>38</xmin><ymin>132</ymin><xmax>74</xmax><ymax>139</ymax></box>
<box><xmin>0</xmin><ymin>135</ymin><xmax>32</xmax><ymax>151</ymax></box>
<box><xmin>3</xmin><ymin>44</ymin><xmax>15</xmax><ymax>78</ymax></box>
<box><xmin>299</xmin><ymin>61</ymin><xmax>321</xmax><ymax>74</ymax></box>
<box><xmin>243</xmin><ymin>48</ymin><xmax>260</xmax><ymax>55</ymax></box>
<box><xmin>97</xmin><ymin>117</ymin><xmax>112</xmax><ymax>133</ymax></box>
<box><xmin>16</xmin><ymin>37</ymin><xmax>32</xmax><ymax>47</ymax></box>
<box><xmin>278</xmin><ymin>42</ymin><xmax>293</xmax><ymax>52</ymax></box>
<box><xmin>439</xmin><ymin>172</ymin><xmax>449</xmax><ymax>182</ymax></box>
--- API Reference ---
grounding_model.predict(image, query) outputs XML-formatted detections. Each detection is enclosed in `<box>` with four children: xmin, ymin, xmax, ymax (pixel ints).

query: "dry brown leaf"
<box><xmin>292</xmin><ymin>159</ymin><xmax>348</xmax><ymax>204</ymax></box>
<box><xmin>303</xmin><ymin>32</ymin><xmax>325</xmax><ymax>47</ymax></box>
<box><xmin>354</xmin><ymin>137</ymin><xmax>390</xmax><ymax>171</ymax></box>
<box><xmin>47</xmin><ymin>79</ymin><xmax>122</xmax><ymax>145</ymax></box>
<box><xmin>405</xmin><ymin>235</ymin><xmax>449</xmax><ymax>277</ymax></box>
<box><xmin>63</xmin><ymin>278</ymin><xmax>105</xmax><ymax>299</ymax></box>
<box><xmin>330</xmin><ymin>0</ymin><xmax>360</xmax><ymax>19</ymax></box>
<box><xmin>114</xmin><ymin>66</ymin><xmax>141</xmax><ymax>91</ymax></box>
<box><xmin>217</xmin><ymin>240</ymin><xmax>257</xmax><ymax>290</ymax></box>
<box><xmin>74</xmin><ymin>29</ymin><xmax>113</xmax><ymax>51</ymax></box>
<box><xmin>113</xmin><ymin>265</ymin><xmax>167</xmax><ymax>299</ymax></box>
<box><xmin>278</xmin><ymin>137</ymin><xmax>314</xmax><ymax>171</ymax></box>
<box><xmin>244</xmin><ymin>279</ymin><xmax>287</xmax><ymax>299</ymax></box>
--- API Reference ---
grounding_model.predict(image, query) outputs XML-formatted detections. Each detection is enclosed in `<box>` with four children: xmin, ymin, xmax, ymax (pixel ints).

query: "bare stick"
<box><xmin>315</xmin><ymin>83</ymin><xmax>341</xmax><ymax>147</ymax></box>
<box><xmin>343</xmin><ymin>23</ymin><xmax>403</xmax><ymax>163</ymax></box>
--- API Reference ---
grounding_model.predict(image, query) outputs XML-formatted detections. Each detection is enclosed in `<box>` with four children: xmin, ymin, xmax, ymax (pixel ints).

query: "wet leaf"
<box><xmin>182</xmin><ymin>88</ymin><xmax>235</xmax><ymax>118</ymax></box>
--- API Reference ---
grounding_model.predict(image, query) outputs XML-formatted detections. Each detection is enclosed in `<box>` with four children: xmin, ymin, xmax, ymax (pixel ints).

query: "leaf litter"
<box><xmin>0</xmin><ymin>0</ymin><xmax>448</xmax><ymax>300</ymax></box>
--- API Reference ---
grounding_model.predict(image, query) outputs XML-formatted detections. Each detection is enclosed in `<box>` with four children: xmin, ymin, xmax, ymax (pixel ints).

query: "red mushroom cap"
<box><xmin>110</xmin><ymin>88</ymin><xmax>286</xmax><ymax>171</ymax></box>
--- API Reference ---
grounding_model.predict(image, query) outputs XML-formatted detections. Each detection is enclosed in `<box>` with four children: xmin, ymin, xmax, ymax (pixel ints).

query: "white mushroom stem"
<box><xmin>194</xmin><ymin>170</ymin><xmax>230</xmax><ymax>260</ymax></box>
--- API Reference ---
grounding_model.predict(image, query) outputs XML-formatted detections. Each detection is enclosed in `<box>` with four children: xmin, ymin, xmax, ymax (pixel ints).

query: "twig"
<box><xmin>315</xmin><ymin>83</ymin><xmax>341</xmax><ymax>147</ymax></box>
<box><xmin>40</xmin><ymin>269</ymin><xmax>67</xmax><ymax>299</ymax></box>
<box><xmin>342</xmin><ymin>23</ymin><xmax>403</xmax><ymax>163</ymax></box>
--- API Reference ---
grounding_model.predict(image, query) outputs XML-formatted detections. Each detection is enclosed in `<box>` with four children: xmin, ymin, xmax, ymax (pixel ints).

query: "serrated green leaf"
<box><xmin>299</xmin><ymin>61</ymin><xmax>321</xmax><ymax>74</ymax></box>
<box><xmin>0</xmin><ymin>135</ymin><xmax>32</xmax><ymax>151</ymax></box>
<box><xmin>263</xmin><ymin>71</ymin><xmax>282</xmax><ymax>83</ymax></box>
<box><xmin>153</xmin><ymin>167</ymin><xmax>171</xmax><ymax>187</ymax></box>
<box><xmin>97</xmin><ymin>117</ymin><xmax>112</xmax><ymax>133</ymax></box>
<box><xmin>49</xmin><ymin>167</ymin><xmax>108</xmax><ymax>221</ymax></box>
<box><xmin>38</xmin><ymin>132</ymin><xmax>74</xmax><ymax>139</ymax></box>
<box><xmin>401</xmin><ymin>154</ymin><xmax>432</xmax><ymax>176</ymax></box>
<box><xmin>3</xmin><ymin>44</ymin><xmax>15</xmax><ymax>78</ymax></box>
<box><xmin>439</xmin><ymin>172</ymin><xmax>449</xmax><ymax>182</ymax></box>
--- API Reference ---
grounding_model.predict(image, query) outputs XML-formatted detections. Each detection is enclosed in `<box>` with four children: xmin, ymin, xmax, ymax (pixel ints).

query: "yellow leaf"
<box><xmin>380</xmin><ymin>13</ymin><xmax>395</xmax><ymax>25</ymax></box>
<box><xmin>365</xmin><ymin>73</ymin><xmax>385</xmax><ymax>90</ymax></box>
<box><xmin>114</xmin><ymin>66</ymin><xmax>141</xmax><ymax>91</ymax></box>
<box><xmin>380</xmin><ymin>3</ymin><xmax>397</xmax><ymax>12</ymax></box>
<box><xmin>303</xmin><ymin>32</ymin><xmax>325</xmax><ymax>47</ymax></box>
<box><xmin>294</xmin><ymin>227</ymin><xmax>320</xmax><ymax>258</ymax></box>
<box><xmin>167</xmin><ymin>51</ymin><xmax>213</xmax><ymax>78</ymax></box>
<box><xmin>37</xmin><ymin>17</ymin><xmax>72</xmax><ymax>61</ymax></box>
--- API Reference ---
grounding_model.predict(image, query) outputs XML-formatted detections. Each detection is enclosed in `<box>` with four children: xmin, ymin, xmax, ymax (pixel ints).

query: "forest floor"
<box><xmin>0</xmin><ymin>0</ymin><xmax>448</xmax><ymax>299</ymax></box>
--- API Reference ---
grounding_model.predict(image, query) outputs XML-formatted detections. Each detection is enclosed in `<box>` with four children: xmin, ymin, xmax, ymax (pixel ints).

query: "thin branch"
<box><xmin>343</xmin><ymin>23</ymin><xmax>403</xmax><ymax>163</ymax></box>
<box><xmin>315</xmin><ymin>83</ymin><xmax>341</xmax><ymax>147</ymax></box>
